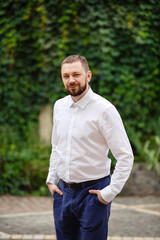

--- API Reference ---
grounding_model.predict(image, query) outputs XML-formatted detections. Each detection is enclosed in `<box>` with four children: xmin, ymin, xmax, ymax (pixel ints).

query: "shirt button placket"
<box><xmin>65</xmin><ymin>107</ymin><xmax>78</xmax><ymax>182</ymax></box>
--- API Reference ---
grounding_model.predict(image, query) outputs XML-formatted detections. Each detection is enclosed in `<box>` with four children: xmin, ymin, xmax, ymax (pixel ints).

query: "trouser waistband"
<box><xmin>61</xmin><ymin>176</ymin><xmax>109</xmax><ymax>190</ymax></box>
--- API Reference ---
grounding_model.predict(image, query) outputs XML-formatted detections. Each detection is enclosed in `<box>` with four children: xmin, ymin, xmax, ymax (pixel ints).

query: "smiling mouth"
<box><xmin>69</xmin><ymin>85</ymin><xmax>77</xmax><ymax>89</ymax></box>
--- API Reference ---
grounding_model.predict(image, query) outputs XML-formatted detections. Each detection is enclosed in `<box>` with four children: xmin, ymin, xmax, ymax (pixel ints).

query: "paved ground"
<box><xmin>0</xmin><ymin>195</ymin><xmax>160</xmax><ymax>239</ymax></box>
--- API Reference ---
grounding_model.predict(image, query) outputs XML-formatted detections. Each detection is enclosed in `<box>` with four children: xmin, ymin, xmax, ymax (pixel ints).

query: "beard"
<box><xmin>65</xmin><ymin>80</ymin><xmax>87</xmax><ymax>97</ymax></box>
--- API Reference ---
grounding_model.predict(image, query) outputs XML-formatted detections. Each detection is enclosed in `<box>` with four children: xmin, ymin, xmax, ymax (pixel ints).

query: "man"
<box><xmin>47</xmin><ymin>55</ymin><xmax>134</xmax><ymax>240</ymax></box>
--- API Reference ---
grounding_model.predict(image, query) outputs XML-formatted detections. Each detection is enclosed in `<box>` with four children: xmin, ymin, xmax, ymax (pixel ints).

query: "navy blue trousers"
<box><xmin>53</xmin><ymin>175</ymin><xmax>111</xmax><ymax>240</ymax></box>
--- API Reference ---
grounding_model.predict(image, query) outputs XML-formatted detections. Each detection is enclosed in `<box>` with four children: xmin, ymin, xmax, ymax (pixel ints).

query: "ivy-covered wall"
<box><xmin>0</xmin><ymin>0</ymin><xmax>160</xmax><ymax>195</ymax></box>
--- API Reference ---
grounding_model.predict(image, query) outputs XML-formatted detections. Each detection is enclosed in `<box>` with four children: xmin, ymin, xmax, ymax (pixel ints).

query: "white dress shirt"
<box><xmin>46</xmin><ymin>88</ymin><xmax>134</xmax><ymax>202</ymax></box>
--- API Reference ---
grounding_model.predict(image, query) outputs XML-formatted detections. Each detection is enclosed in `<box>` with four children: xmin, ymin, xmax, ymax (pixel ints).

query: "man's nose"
<box><xmin>68</xmin><ymin>76</ymin><xmax>75</xmax><ymax>83</ymax></box>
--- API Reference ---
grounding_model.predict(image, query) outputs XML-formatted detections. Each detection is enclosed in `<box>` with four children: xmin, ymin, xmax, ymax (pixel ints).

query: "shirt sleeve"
<box><xmin>99</xmin><ymin>106</ymin><xmax>134</xmax><ymax>202</ymax></box>
<box><xmin>46</xmin><ymin>103</ymin><xmax>59</xmax><ymax>185</ymax></box>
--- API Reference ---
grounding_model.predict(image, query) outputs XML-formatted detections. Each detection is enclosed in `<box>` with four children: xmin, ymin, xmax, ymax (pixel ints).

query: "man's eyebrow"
<box><xmin>62</xmin><ymin>72</ymin><xmax>69</xmax><ymax>76</ymax></box>
<box><xmin>62</xmin><ymin>71</ymin><xmax>81</xmax><ymax>75</ymax></box>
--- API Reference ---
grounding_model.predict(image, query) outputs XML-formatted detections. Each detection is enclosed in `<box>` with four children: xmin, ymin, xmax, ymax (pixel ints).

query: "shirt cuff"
<box><xmin>100</xmin><ymin>186</ymin><xmax>116</xmax><ymax>203</ymax></box>
<box><xmin>46</xmin><ymin>172</ymin><xmax>59</xmax><ymax>185</ymax></box>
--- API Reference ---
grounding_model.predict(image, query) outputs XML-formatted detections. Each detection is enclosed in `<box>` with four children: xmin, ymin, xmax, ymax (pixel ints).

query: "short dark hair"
<box><xmin>61</xmin><ymin>55</ymin><xmax>90</xmax><ymax>72</ymax></box>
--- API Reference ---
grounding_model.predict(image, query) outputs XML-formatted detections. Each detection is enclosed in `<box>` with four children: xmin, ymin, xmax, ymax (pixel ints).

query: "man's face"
<box><xmin>61</xmin><ymin>61</ymin><xmax>91</xmax><ymax>97</ymax></box>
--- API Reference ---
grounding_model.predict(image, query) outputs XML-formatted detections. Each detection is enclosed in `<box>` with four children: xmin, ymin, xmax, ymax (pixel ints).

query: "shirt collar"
<box><xmin>68</xmin><ymin>88</ymin><xmax>94</xmax><ymax>109</ymax></box>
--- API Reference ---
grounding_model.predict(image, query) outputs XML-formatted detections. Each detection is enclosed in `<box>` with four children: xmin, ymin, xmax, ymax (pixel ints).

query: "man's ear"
<box><xmin>87</xmin><ymin>71</ymin><xmax>92</xmax><ymax>83</ymax></box>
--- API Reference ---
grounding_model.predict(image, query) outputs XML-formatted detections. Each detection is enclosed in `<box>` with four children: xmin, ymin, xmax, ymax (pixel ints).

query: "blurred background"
<box><xmin>0</xmin><ymin>0</ymin><xmax>160</xmax><ymax>197</ymax></box>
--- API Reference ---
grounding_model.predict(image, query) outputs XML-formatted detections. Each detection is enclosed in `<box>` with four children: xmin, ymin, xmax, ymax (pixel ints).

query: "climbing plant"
<box><xmin>0</xmin><ymin>0</ymin><xmax>160</xmax><ymax>194</ymax></box>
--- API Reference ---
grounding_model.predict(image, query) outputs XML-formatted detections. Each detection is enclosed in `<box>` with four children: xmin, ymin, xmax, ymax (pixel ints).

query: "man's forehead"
<box><xmin>61</xmin><ymin>61</ymin><xmax>84</xmax><ymax>73</ymax></box>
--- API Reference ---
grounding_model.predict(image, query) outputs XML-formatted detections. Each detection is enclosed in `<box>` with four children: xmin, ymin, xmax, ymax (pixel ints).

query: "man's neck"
<box><xmin>71</xmin><ymin>86</ymin><xmax>90</xmax><ymax>102</ymax></box>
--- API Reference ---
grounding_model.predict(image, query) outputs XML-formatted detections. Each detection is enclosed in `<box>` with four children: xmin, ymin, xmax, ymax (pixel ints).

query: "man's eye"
<box><xmin>64</xmin><ymin>75</ymin><xmax>69</xmax><ymax>79</ymax></box>
<box><xmin>74</xmin><ymin>74</ymin><xmax>80</xmax><ymax>77</ymax></box>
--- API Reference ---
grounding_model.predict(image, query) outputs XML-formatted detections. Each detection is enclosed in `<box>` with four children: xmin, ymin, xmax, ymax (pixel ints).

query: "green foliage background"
<box><xmin>0</xmin><ymin>0</ymin><xmax>160</xmax><ymax>195</ymax></box>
